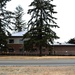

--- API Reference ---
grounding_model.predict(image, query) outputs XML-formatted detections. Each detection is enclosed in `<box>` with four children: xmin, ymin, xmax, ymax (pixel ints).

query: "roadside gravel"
<box><xmin>0</xmin><ymin>66</ymin><xmax>75</xmax><ymax>75</ymax></box>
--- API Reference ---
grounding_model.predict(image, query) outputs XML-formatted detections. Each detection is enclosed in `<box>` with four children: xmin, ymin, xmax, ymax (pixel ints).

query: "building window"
<box><xmin>42</xmin><ymin>47</ymin><xmax>46</xmax><ymax>52</ymax></box>
<box><xmin>42</xmin><ymin>49</ymin><xmax>45</xmax><ymax>52</ymax></box>
<box><xmin>30</xmin><ymin>48</ymin><xmax>37</xmax><ymax>52</ymax></box>
<box><xmin>19</xmin><ymin>48</ymin><xmax>23</xmax><ymax>52</ymax></box>
<box><xmin>19</xmin><ymin>39</ymin><xmax>23</xmax><ymax>44</ymax></box>
<box><xmin>8</xmin><ymin>48</ymin><xmax>14</xmax><ymax>52</ymax></box>
<box><xmin>9</xmin><ymin>39</ymin><xmax>14</xmax><ymax>43</ymax></box>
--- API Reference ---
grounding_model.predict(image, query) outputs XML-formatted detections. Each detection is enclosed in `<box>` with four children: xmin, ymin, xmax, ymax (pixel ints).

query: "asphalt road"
<box><xmin>0</xmin><ymin>59</ymin><xmax>75</xmax><ymax>66</ymax></box>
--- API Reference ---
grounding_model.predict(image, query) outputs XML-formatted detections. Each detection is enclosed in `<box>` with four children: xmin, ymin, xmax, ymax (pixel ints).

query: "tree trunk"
<box><xmin>39</xmin><ymin>9</ymin><xmax>43</xmax><ymax>56</ymax></box>
<box><xmin>39</xmin><ymin>45</ymin><xmax>42</xmax><ymax>56</ymax></box>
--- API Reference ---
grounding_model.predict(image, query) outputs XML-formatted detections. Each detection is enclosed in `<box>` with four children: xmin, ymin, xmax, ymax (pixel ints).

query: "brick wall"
<box><xmin>52</xmin><ymin>45</ymin><xmax>75</xmax><ymax>55</ymax></box>
<box><xmin>7</xmin><ymin>44</ymin><xmax>24</xmax><ymax>54</ymax></box>
<box><xmin>6</xmin><ymin>44</ymin><xmax>75</xmax><ymax>55</ymax></box>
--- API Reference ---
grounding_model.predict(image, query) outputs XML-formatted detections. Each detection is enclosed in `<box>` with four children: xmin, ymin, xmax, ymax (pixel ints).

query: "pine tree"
<box><xmin>0</xmin><ymin>19</ymin><xmax>7</xmax><ymax>53</ymax></box>
<box><xmin>0</xmin><ymin>0</ymin><xmax>13</xmax><ymax>34</ymax></box>
<box><xmin>24</xmin><ymin>0</ymin><xmax>59</xmax><ymax>56</ymax></box>
<box><xmin>68</xmin><ymin>38</ymin><xmax>75</xmax><ymax>44</ymax></box>
<box><xmin>0</xmin><ymin>0</ymin><xmax>12</xmax><ymax>53</ymax></box>
<box><xmin>12</xmin><ymin>5</ymin><xmax>26</xmax><ymax>32</ymax></box>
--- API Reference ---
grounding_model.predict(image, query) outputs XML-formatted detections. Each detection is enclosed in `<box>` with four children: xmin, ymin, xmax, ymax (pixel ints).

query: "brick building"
<box><xmin>4</xmin><ymin>31</ymin><xmax>75</xmax><ymax>55</ymax></box>
<box><xmin>7</xmin><ymin>31</ymin><xmax>25</xmax><ymax>55</ymax></box>
<box><xmin>52</xmin><ymin>43</ymin><xmax>75</xmax><ymax>55</ymax></box>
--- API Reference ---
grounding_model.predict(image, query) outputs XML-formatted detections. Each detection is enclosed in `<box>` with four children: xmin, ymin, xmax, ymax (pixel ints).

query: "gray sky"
<box><xmin>6</xmin><ymin>0</ymin><xmax>75</xmax><ymax>43</ymax></box>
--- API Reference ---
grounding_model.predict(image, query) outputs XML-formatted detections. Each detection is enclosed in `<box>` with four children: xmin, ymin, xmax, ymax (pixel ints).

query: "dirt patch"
<box><xmin>0</xmin><ymin>66</ymin><xmax>75</xmax><ymax>75</ymax></box>
<box><xmin>0</xmin><ymin>56</ymin><xmax>75</xmax><ymax>60</ymax></box>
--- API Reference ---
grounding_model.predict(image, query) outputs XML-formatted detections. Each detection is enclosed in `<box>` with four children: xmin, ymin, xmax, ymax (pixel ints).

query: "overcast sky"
<box><xmin>6</xmin><ymin>0</ymin><xmax>75</xmax><ymax>43</ymax></box>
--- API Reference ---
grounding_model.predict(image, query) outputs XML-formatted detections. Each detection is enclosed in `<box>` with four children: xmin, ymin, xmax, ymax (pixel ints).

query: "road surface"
<box><xmin>0</xmin><ymin>59</ymin><xmax>75</xmax><ymax>66</ymax></box>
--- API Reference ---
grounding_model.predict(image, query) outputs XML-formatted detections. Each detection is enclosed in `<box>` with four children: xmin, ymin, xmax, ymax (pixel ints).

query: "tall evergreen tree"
<box><xmin>0</xmin><ymin>0</ymin><xmax>13</xmax><ymax>34</ymax></box>
<box><xmin>0</xmin><ymin>0</ymin><xmax>13</xmax><ymax>52</ymax></box>
<box><xmin>0</xmin><ymin>19</ymin><xmax>7</xmax><ymax>52</ymax></box>
<box><xmin>12</xmin><ymin>5</ymin><xmax>26</xmax><ymax>32</ymax></box>
<box><xmin>24</xmin><ymin>0</ymin><xmax>59</xmax><ymax>56</ymax></box>
<box><xmin>68</xmin><ymin>38</ymin><xmax>75</xmax><ymax>44</ymax></box>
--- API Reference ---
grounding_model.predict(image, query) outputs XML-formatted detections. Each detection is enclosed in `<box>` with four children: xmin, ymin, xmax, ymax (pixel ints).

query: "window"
<box><xmin>42</xmin><ymin>49</ymin><xmax>45</xmax><ymax>52</ymax></box>
<box><xmin>8</xmin><ymin>48</ymin><xmax>14</xmax><ymax>52</ymax></box>
<box><xmin>42</xmin><ymin>47</ymin><xmax>46</xmax><ymax>52</ymax></box>
<box><xmin>19</xmin><ymin>48</ymin><xmax>23</xmax><ymax>52</ymax></box>
<box><xmin>9</xmin><ymin>39</ymin><xmax>14</xmax><ymax>43</ymax></box>
<box><xmin>19</xmin><ymin>39</ymin><xmax>23</xmax><ymax>44</ymax></box>
<box><xmin>30</xmin><ymin>48</ymin><xmax>37</xmax><ymax>52</ymax></box>
<box><xmin>0</xmin><ymin>49</ymin><xmax>2</xmax><ymax>52</ymax></box>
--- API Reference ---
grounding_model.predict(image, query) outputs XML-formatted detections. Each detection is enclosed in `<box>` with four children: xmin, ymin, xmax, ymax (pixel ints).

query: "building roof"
<box><xmin>11</xmin><ymin>31</ymin><xmax>27</xmax><ymax>36</ymax></box>
<box><xmin>11</xmin><ymin>31</ymin><xmax>75</xmax><ymax>46</ymax></box>
<box><xmin>52</xmin><ymin>42</ymin><xmax>75</xmax><ymax>46</ymax></box>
